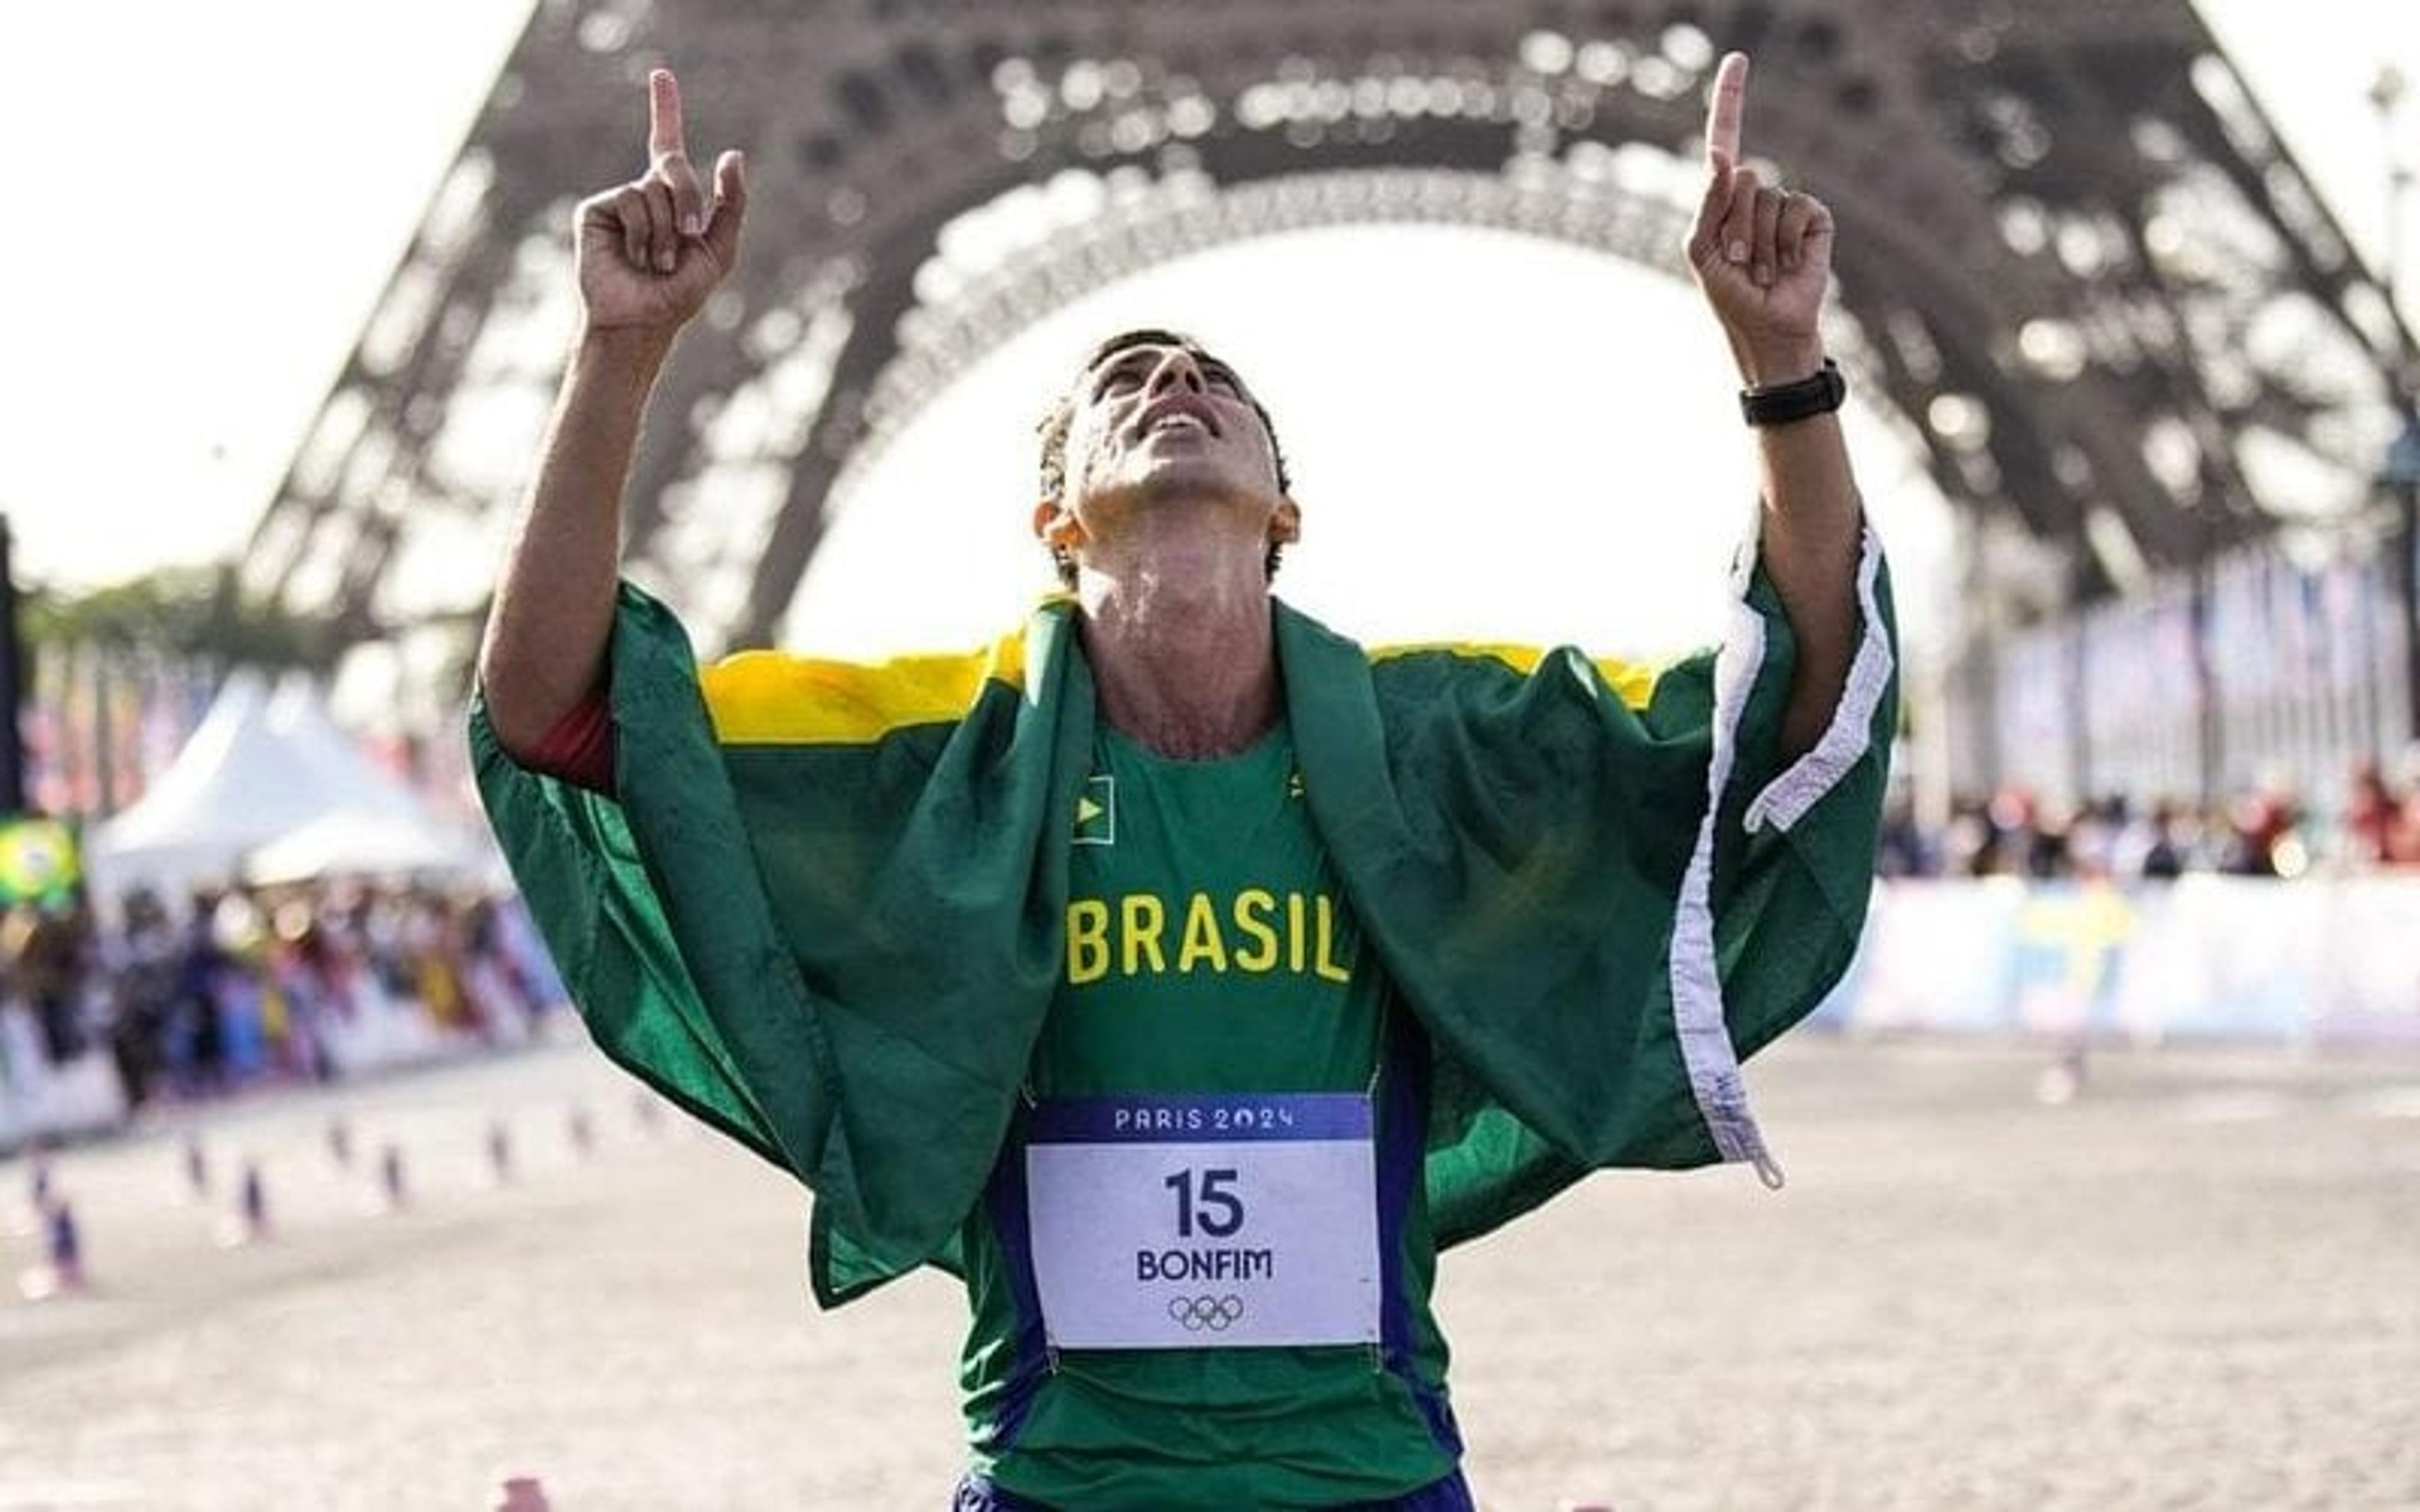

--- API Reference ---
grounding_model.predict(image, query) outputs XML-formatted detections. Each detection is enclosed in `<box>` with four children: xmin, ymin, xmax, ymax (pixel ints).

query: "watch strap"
<box><xmin>1739</xmin><ymin>358</ymin><xmax>1846</xmax><ymax>427</ymax></box>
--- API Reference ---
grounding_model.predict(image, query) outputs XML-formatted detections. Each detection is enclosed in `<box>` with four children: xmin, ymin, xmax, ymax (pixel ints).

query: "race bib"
<box><xmin>1025</xmin><ymin>1092</ymin><xmax>1382</xmax><ymax>1350</ymax></box>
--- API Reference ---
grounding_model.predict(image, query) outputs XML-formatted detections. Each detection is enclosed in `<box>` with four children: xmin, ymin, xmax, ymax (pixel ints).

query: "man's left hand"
<box><xmin>1685</xmin><ymin>52</ymin><xmax>1833</xmax><ymax>387</ymax></box>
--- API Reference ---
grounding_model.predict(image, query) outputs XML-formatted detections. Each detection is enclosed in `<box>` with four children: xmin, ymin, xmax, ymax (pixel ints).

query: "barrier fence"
<box><xmin>1</xmin><ymin>891</ymin><xmax>568</xmax><ymax>1154</ymax></box>
<box><xmin>11</xmin><ymin>876</ymin><xmax>2420</xmax><ymax>1152</ymax></box>
<box><xmin>1826</xmin><ymin>875</ymin><xmax>2420</xmax><ymax>1047</ymax></box>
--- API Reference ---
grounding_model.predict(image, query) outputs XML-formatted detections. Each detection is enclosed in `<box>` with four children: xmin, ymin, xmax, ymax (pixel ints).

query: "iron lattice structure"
<box><xmin>250</xmin><ymin>0</ymin><xmax>2415</xmax><ymax>659</ymax></box>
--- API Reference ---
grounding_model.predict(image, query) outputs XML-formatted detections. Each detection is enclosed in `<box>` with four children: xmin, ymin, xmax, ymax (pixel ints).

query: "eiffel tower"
<box><xmin>248</xmin><ymin>0</ymin><xmax>2413</xmax><ymax>673</ymax></box>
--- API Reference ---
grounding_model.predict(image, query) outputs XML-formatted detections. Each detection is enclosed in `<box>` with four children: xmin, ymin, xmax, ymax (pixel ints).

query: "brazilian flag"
<box><xmin>475</xmin><ymin>531</ymin><xmax>1898</xmax><ymax>1306</ymax></box>
<box><xmin>0</xmin><ymin>817</ymin><xmax>80</xmax><ymax>907</ymax></box>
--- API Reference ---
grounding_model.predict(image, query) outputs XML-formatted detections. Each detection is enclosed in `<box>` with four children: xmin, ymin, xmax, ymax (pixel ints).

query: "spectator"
<box><xmin>2112</xmin><ymin>800</ymin><xmax>2188</xmax><ymax>882</ymax></box>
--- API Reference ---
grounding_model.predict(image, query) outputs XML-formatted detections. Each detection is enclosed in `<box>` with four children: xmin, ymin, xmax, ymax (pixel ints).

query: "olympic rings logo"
<box><xmin>1167</xmin><ymin>1294</ymin><xmax>1245</xmax><ymax>1331</ymax></box>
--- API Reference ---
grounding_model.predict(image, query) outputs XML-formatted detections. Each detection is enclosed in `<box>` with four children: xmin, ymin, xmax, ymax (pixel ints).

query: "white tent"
<box><xmin>86</xmin><ymin>671</ymin><xmax>482</xmax><ymax>907</ymax></box>
<box><xmin>261</xmin><ymin>675</ymin><xmax>430</xmax><ymax>825</ymax></box>
<box><xmin>86</xmin><ymin>669</ymin><xmax>295</xmax><ymax>906</ymax></box>
<box><xmin>244</xmin><ymin>809</ymin><xmax>489</xmax><ymax>886</ymax></box>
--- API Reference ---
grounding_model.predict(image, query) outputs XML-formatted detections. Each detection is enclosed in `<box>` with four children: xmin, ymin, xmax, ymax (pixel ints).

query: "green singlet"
<box><xmin>957</xmin><ymin>722</ymin><xmax>1460</xmax><ymax>1508</ymax></box>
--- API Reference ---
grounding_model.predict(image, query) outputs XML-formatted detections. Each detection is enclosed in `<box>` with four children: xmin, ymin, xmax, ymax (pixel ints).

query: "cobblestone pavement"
<box><xmin>2</xmin><ymin>1032</ymin><xmax>2414</xmax><ymax>1509</ymax></box>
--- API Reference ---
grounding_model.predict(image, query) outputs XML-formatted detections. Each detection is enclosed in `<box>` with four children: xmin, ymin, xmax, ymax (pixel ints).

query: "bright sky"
<box><xmin>5</xmin><ymin>1</ymin><xmax>2416</xmax><ymax>664</ymax></box>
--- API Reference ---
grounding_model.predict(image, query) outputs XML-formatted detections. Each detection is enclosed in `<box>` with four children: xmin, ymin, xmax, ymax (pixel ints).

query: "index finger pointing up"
<box><xmin>1705</xmin><ymin>51</ymin><xmax>1748</xmax><ymax>167</ymax></box>
<box><xmin>648</xmin><ymin>68</ymin><xmax>688</xmax><ymax>161</ymax></box>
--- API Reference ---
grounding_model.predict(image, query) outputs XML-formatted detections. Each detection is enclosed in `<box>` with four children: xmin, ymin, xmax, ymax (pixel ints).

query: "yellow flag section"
<box><xmin>701</xmin><ymin>616</ymin><xmax>1670</xmax><ymax>748</ymax></box>
<box><xmin>700</xmin><ymin>624</ymin><xmax>1035</xmax><ymax>745</ymax></box>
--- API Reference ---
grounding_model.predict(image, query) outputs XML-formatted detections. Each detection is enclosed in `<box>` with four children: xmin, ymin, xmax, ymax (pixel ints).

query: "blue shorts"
<box><xmin>951</xmin><ymin>1467</ymin><xmax>1476</xmax><ymax>1511</ymax></box>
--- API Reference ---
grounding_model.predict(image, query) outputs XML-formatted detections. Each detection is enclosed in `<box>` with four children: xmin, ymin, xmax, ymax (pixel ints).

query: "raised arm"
<box><xmin>476</xmin><ymin>69</ymin><xmax>747</xmax><ymax>760</ymax></box>
<box><xmin>1685</xmin><ymin>52</ymin><xmax>1863</xmax><ymax>761</ymax></box>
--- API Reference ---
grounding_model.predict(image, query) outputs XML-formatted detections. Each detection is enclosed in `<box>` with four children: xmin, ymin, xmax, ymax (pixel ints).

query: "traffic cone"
<box><xmin>218</xmin><ymin>1160</ymin><xmax>270</xmax><ymax>1247</ymax></box>
<box><xmin>486</xmin><ymin>1120</ymin><xmax>513</xmax><ymax>1186</ymax></box>
<box><xmin>2035</xmin><ymin>1041</ymin><xmax>2088</xmax><ymax>1106</ymax></box>
<box><xmin>377</xmin><ymin>1143</ymin><xmax>408</xmax><ymax>1213</ymax></box>
<box><xmin>494</xmin><ymin>1475</ymin><xmax>550</xmax><ymax>1511</ymax></box>
<box><xmin>47</xmin><ymin>1200</ymin><xmax>83</xmax><ymax>1286</ymax></box>
<box><xmin>18</xmin><ymin>1196</ymin><xmax>84</xmax><ymax>1300</ymax></box>
<box><xmin>241</xmin><ymin>1162</ymin><xmax>269</xmax><ymax>1236</ymax></box>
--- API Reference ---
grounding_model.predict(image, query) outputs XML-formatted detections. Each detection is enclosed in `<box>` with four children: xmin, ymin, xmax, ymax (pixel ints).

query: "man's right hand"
<box><xmin>480</xmin><ymin>68</ymin><xmax>744</xmax><ymax>757</ymax></box>
<box><xmin>574</xmin><ymin>69</ymin><xmax>746</xmax><ymax>335</ymax></box>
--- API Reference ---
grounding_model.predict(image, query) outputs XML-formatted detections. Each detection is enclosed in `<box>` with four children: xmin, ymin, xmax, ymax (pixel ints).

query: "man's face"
<box><xmin>1038</xmin><ymin>340</ymin><xmax>1293</xmax><ymax>562</ymax></box>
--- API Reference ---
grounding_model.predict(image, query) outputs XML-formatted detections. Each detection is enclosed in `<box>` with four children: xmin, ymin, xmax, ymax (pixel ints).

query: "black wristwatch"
<box><xmin>1739</xmin><ymin>358</ymin><xmax>1846</xmax><ymax>427</ymax></box>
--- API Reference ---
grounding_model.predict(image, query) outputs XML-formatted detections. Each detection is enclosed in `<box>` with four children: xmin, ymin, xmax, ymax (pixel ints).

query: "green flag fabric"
<box><xmin>471</xmin><ymin>529</ymin><xmax>1896</xmax><ymax>1306</ymax></box>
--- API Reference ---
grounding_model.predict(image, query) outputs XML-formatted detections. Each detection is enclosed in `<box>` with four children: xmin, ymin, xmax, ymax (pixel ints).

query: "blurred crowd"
<box><xmin>1879</xmin><ymin>759</ymin><xmax>2420</xmax><ymax>883</ymax></box>
<box><xmin>18</xmin><ymin>758</ymin><xmax>2420</xmax><ymax>1116</ymax></box>
<box><xmin>0</xmin><ymin>881</ymin><xmax>564</xmax><ymax>1102</ymax></box>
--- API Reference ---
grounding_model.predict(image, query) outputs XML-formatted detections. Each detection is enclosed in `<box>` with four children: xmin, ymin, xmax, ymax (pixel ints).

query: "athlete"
<box><xmin>476</xmin><ymin>50</ymin><xmax>1890</xmax><ymax>1510</ymax></box>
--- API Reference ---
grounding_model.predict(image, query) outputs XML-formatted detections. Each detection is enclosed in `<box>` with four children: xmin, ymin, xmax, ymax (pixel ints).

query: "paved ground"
<box><xmin>2</xmin><ymin>1029</ymin><xmax>2414</xmax><ymax>1509</ymax></box>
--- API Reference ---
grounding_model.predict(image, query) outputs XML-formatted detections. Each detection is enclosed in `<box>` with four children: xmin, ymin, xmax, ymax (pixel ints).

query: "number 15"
<box><xmin>1164</xmin><ymin>1167</ymin><xmax>1245</xmax><ymax>1238</ymax></box>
